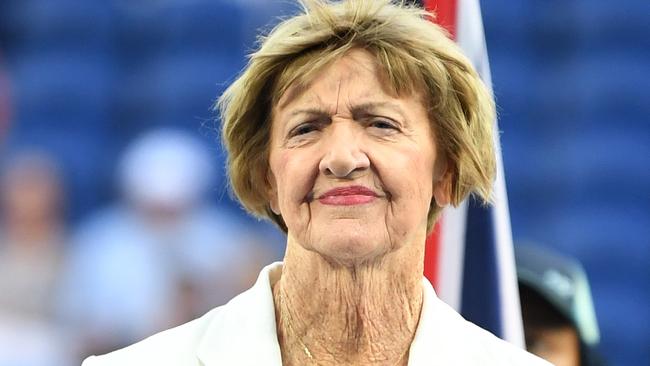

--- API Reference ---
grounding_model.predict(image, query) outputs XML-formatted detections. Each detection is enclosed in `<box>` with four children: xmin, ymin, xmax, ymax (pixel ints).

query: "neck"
<box><xmin>273</xmin><ymin>237</ymin><xmax>424</xmax><ymax>366</ymax></box>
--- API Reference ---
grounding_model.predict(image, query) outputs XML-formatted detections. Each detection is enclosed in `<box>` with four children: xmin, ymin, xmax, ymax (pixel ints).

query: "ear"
<box><xmin>432</xmin><ymin>157</ymin><xmax>452</xmax><ymax>207</ymax></box>
<box><xmin>266</xmin><ymin>168</ymin><xmax>280</xmax><ymax>215</ymax></box>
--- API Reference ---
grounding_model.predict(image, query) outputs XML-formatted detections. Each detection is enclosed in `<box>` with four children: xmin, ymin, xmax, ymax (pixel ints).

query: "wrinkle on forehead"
<box><xmin>274</xmin><ymin>48</ymin><xmax>420</xmax><ymax>119</ymax></box>
<box><xmin>335</xmin><ymin>79</ymin><xmax>342</xmax><ymax>115</ymax></box>
<box><xmin>277</xmin><ymin>51</ymin><xmax>369</xmax><ymax>101</ymax></box>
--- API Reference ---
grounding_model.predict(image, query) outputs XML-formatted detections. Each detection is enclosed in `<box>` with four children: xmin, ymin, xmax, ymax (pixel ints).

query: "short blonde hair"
<box><xmin>218</xmin><ymin>0</ymin><xmax>496</xmax><ymax>232</ymax></box>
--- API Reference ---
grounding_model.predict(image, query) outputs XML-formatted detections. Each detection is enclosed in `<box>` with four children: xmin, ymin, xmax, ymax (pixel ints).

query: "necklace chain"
<box><xmin>278</xmin><ymin>290</ymin><xmax>315</xmax><ymax>363</ymax></box>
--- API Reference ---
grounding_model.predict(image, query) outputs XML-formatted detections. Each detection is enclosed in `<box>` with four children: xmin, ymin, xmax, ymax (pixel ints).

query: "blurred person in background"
<box><xmin>0</xmin><ymin>150</ymin><xmax>73</xmax><ymax>366</ymax></box>
<box><xmin>516</xmin><ymin>244</ymin><xmax>607</xmax><ymax>366</ymax></box>
<box><xmin>60</xmin><ymin>128</ymin><xmax>277</xmax><ymax>360</ymax></box>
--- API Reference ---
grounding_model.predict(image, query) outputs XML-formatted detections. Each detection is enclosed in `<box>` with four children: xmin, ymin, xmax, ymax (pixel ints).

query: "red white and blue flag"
<box><xmin>420</xmin><ymin>0</ymin><xmax>526</xmax><ymax>348</ymax></box>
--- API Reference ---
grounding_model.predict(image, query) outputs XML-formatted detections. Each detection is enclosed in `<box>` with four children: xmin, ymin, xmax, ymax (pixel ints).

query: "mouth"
<box><xmin>315</xmin><ymin>185</ymin><xmax>380</xmax><ymax>206</ymax></box>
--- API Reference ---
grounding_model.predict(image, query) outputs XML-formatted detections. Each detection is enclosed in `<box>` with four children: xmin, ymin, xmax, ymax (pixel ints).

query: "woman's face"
<box><xmin>268</xmin><ymin>49</ymin><xmax>450</xmax><ymax>265</ymax></box>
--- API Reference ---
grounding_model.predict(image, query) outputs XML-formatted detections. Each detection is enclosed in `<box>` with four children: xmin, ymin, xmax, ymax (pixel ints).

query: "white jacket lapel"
<box><xmin>196</xmin><ymin>263</ymin><xmax>284</xmax><ymax>366</ymax></box>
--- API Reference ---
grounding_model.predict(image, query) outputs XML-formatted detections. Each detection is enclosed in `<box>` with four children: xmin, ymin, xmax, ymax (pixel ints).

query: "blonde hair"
<box><xmin>218</xmin><ymin>0</ymin><xmax>496</xmax><ymax>232</ymax></box>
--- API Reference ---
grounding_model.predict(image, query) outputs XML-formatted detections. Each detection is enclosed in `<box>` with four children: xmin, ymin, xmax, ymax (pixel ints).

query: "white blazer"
<box><xmin>83</xmin><ymin>262</ymin><xmax>551</xmax><ymax>365</ymax></box>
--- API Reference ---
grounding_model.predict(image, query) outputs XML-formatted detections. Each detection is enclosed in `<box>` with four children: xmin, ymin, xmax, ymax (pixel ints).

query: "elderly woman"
<box><xmin>83</xmin><ymin>1</ymin><xmax>550</xmax><ymax>365</ymax></box>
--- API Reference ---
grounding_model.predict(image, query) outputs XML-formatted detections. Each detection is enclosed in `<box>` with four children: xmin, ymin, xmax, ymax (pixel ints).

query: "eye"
<box><xmin>290</xmin><ymin>122</ymin><xmax>319</xmax><ymax>137</ymax></box>
<box><xmin>368</xmin><ymin>118</ymin><xmax>399</xmax><ymax>131</ymax></box>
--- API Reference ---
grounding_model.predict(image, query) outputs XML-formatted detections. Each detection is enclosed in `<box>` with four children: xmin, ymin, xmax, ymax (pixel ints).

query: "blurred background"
<box><xmin>0</xmin><ymin>0</ymin><xmax>647</xmax><ymax>365</ymax></box>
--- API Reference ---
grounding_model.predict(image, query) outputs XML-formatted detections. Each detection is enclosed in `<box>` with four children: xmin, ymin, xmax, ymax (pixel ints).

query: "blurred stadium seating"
<box><xmin>484</xmin><ymin>1</ymin><xmax>650</xmax><ymax>365</ymax></box>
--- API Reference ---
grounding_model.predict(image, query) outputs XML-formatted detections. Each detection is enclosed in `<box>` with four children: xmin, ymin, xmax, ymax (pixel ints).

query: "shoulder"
<box><xmin>438</xmin><ymin>303</ymin><xmax>550</xmax><ymax>365</ymax></box>
<box><xmin>460</xmin><ymin>321</ymin><xmax>552</xmax><ymax>365</ymax></box>
<box><xmin>81</xmin><ymin>306</ymin><xmax>223</xmax><ymax>366</ymax></box>
<box><xmin>80</xmin><ymin>262</ymin><xmax>283</xmax><ymax>366</ymax></box>
<box><xmin>414</xmin><ymin>280</ymin><xmax>551</xmax><ymax>366</ymax></box>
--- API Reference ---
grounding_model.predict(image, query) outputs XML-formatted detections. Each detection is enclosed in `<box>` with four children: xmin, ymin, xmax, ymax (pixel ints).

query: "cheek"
<box><xmin>381</xmin><ymin>144</ymin><xmax>435</xmax><ymax>205</ymax></box>
<box><xmin>411</xmin><ymin>148</ymin><xmax>436</xmax><ymax>194</ymax></box>
<box><xmin>403</xmin><ymin>155</ymin><xmax>435</xmax><ymax>219</ymax></box>
<box><xmin>270</xmin><ymin>150</ymin><xmax>317</xmax><ymax>212</ymax></box>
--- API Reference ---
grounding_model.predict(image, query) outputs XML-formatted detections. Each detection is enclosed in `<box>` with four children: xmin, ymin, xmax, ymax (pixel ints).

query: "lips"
<box><xmin>317</xmin><ymin>185</ymin><xmax>379</xmax><ymax>206</ymax></box>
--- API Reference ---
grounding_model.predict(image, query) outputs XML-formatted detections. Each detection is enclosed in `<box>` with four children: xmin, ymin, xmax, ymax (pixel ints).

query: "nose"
<box><xmin>318</xmin><ymin>122</ymin><xmax>370</xmax><ymax>178</ymax></box>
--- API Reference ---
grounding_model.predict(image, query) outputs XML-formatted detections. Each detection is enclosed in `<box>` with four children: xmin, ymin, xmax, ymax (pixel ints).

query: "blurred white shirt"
<box><xmin>60</xmin><ymin>204</ymin><xmax>279</xmax><ymax>352</ymax></box>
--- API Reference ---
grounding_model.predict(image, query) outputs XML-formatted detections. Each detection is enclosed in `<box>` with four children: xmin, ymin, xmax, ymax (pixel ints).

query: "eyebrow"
<box><xmin>349</xmin><ymin>102</ymin><xmax>407</xmax><ymax>121</ymax></box>
<box><xmin>289</xmin><ymin>107</ymin><xmax>330</xmax><ymax>118</ymax></box>
<box><xmin>288</xmin><ymin>101</ymin><xmax>407</xmax><ymax>120</ymax></box>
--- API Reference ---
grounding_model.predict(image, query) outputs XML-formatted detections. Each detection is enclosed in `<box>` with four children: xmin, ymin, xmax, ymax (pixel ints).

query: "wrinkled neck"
<box><xmin>273</xmin><ymin>238</ymin><xmax>424</xmax><ymax>365</ymax></box>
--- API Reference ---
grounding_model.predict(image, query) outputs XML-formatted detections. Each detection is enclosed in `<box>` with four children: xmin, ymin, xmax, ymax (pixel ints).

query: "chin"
<box><xmin>310</xmin><ymin>225</ymin><xmax>391</xmax><ymax>267</ymax></box>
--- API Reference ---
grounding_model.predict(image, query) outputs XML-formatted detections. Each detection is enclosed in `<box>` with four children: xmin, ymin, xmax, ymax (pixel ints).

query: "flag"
<box><xmin>420</xmin><ymin>0</ymin><xmax>525</xmax><ymax>348</ymax></box>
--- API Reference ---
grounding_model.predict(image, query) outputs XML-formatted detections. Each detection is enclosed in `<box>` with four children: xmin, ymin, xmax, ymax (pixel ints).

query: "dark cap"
<box><xmin>515</xmin><ymin>244</ymin><xmax>600</xmax><ymax>348</ymax></box>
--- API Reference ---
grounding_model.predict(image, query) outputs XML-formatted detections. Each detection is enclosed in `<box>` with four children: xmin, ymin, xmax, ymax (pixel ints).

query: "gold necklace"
<box><xmin>278</xmin><ymin>290</ymin><xmax>315</xmax><ymax>363</ymax></box>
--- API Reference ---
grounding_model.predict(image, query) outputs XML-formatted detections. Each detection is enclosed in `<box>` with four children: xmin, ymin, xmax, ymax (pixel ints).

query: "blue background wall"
<box><xmin>482</xmin><ymin>1</ymin><xmax>649</xmax><ymax>365</ymax></box>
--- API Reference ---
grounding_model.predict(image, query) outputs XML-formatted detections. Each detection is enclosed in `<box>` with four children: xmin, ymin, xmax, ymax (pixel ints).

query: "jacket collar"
<box><xmin>408</xmin><ymin>274</ymin><xmax>468</xmax><ymax>365</ymax></box>
<box><xmin>196</xmin><ymin>262</ymin><xmax>284</xmax><ymax>366</ymax></box>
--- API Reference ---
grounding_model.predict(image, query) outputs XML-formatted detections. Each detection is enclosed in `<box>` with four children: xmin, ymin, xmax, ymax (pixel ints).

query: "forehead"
<box><xmin>275</xmin><ymin>49</ymin><xmax>424</xmax><ymax>116</ymax></box>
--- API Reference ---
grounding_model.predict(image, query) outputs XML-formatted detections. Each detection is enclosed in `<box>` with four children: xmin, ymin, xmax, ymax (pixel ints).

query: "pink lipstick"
<box><xmin>317</xmin><ymin>185</ymin><xmax>379</xmax><ymax>206</ymax></box>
